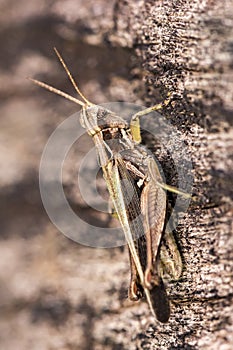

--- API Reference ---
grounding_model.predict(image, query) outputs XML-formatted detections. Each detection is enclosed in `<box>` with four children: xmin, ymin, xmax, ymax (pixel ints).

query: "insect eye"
<box><xmin>97</xmin><ymin>108</ymin><xmax>107</xmax><ymax>119</ymax></box>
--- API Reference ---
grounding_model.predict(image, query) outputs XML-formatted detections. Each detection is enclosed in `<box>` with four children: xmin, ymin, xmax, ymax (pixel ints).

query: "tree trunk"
<box><xmin>105</xmin><ymin>1</ymin><xmax>233</xmax><ymax>348</ymax></box>
<box><xmin>109</xmin><ymin>1</ymin><xmax>233</xmax><ymax>349</ymax></box>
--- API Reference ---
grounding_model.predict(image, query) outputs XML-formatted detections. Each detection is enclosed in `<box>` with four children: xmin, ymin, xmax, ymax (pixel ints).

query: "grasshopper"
<box><xmin>30</xmin><ymin>48</ymin><xmax>190</xmax><ymax>323</ymax></box>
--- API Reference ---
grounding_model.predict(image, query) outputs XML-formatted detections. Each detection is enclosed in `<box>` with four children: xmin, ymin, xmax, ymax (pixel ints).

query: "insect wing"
<box><xmin>104</xmin><ymin>155</ymin><xmax>169</xmax><ymax>321</ymax></box>
<box><xmin>140</xmin><ymin>161</ymin><xmax>170</xmax><ymax>322</ymax></box>
<box><xmin>104</xmin><ymin>155</ymin><xmax>145</xmax><ymax>283</ymax></box>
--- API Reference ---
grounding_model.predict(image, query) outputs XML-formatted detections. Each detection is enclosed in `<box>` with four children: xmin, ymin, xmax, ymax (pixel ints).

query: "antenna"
<box><xmin>29</xmin><ymin>78</ymin><xmax>86</xmax><ymax>107</ymax></box>
<box><xmin>53</xmin><ymin>47</ymin><xmax>93</xmax><ymax>106</ymax></box>
<box><xmin>29</xmin><ymin>48</ymin><xmax>94</xmax><ymax>107</ymax></box>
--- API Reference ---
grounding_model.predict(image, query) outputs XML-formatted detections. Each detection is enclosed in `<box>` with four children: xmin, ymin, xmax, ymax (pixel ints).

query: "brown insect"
<box><xmin>30</xmin><ymin>48</ymin><xmax>190</xmax><ymax>322</ymax></box>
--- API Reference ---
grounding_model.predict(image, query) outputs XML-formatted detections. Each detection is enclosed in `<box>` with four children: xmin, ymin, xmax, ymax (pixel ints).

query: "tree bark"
<box><xmin>107</xmin><ymin>1</ymin><xmax>233</xmax><ymax>349</ymax></box>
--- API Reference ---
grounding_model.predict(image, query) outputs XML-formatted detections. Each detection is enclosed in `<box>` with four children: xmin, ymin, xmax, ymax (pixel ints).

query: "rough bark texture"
<box><xmin>0</xmin><ymin>1</ymin><xmax>232</xmax><ymax>349</ymax></box>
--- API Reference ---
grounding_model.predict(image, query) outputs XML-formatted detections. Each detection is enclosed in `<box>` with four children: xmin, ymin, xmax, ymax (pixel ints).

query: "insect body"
<box><xmin>30</xmin><ymin>48</ymin><xmax>187</xmax><ymax>323</ymax></box>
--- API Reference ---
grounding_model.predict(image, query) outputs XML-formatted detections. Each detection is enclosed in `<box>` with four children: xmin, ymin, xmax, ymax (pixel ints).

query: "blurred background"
<box><xmin>0</xmin><ymin>1</ymin><xmax>146</xmax><ymax>349</ymax></box>
<box><xmin>2</xmin><ymin>1</ymin><xmax>232</xmax><ymax>349</ymax></box>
